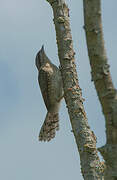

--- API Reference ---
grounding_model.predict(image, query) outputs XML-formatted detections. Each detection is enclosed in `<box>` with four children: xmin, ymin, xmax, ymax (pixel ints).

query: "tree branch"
<box><xmin>83</xmin><ymin>0</ymin><xmax>117</xmax><ymax>178</ymax></box>
<box><xmin>45</xmin><ymin>0</ymin><xmax>102</xmax><ymax>179</ymax></box>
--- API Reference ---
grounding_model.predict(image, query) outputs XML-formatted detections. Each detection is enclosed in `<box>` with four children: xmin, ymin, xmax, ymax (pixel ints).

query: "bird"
<box><xmin>35</xmin><ymin>46</ymin><xmax>64</xmax><ymax>141</ymax></box>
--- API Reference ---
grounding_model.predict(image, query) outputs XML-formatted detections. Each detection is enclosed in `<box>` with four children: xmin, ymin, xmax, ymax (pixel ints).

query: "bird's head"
<box><xmin>35</xmin><ymin>45</ymin><xmax>51</xmax><ymax>71</ymax></box>
<box><xmin>35</xmin><ymin>45</ymin><xmax>45</xmax><ymax>70</ymax></box>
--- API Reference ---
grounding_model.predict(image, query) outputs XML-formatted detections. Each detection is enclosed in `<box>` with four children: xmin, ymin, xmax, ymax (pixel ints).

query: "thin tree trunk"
<box><xmin>45</xmin><ymin>0</ymin><xmax>103</xmax><ymax>179</ymax></box>
<box><xmin>83</xmin><ymin>0</ymin><xmax>117</xmax><ymax>179</ymax></box>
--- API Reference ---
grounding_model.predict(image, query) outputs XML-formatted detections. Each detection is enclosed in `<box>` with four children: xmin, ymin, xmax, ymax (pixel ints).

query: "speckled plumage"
<box><xmin>35</xmin><ymin>46</ymin><xmax>63</xmax><ymax>141</ymax></box>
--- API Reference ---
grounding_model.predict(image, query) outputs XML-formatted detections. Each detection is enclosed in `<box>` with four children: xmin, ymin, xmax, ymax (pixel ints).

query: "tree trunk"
<box><xmin>45</xmin><ymin>0</ymin><xmax>103</xmax><ymax>179</ymax></box>
<box><xmin>83</xmin><ymin>0</ymin><xmax>117</xmax><ymax>179</ymax></box>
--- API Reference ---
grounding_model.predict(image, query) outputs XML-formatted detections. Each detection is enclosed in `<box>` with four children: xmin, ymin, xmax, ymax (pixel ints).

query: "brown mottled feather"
<box><xmin>38</xmin><ymin>69</ymin><xmax>50</xmax><ymax>110</ymax></box>
<box><xmin>35</xmin><ymin>46</ymin><xmax>63</xmax><ymax>141</ymax></box>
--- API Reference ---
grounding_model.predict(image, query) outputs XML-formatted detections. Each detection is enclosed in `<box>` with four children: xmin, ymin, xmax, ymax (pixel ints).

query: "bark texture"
<box><xmin>83</xmin><ymin>0</ymin><xmax>117</xmax><ymax>179</ymax></box>
<box><xmin>46</xmin><ymin>0</ymin><xmax>103</xmax><ymax>179</ymax></box>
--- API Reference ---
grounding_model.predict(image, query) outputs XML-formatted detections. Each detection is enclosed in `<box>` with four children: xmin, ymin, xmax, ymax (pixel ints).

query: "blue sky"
<box><xmin>0</xmin><ymin>1</ymin><xmax>117</xmax><ymax>179</ymax></box>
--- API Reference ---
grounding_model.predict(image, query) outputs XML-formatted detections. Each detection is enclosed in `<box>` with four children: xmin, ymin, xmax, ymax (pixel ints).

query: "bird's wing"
<box><xmin>38</xmin><ymin>69</ymin><xmax>50</xmax><ymax>110</ymax></box>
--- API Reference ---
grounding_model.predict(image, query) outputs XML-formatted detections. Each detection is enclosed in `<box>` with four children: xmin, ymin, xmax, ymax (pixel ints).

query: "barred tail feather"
<box><xmin>39</xmin><ymin>112</ymin><xmax>59</xmax><ymax>142</ymax></box>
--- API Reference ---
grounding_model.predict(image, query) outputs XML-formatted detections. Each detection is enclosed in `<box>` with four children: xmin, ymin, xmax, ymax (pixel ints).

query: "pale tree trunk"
<box><xmin>45</xmin><ymin>0</ymin><xmax>104</xmax><ymax>179</ymax></box>
<box><xmin>83</xmin><ymin>0</ymin><xmax>117</xmax><ymax>179</ymax></box>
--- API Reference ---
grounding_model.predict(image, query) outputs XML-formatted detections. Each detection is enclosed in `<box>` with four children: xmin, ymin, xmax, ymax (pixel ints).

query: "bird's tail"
<box><xmin>39</xmin><ymin>112</ymin><xmax>59</xmax><ymax>142</ymax></box>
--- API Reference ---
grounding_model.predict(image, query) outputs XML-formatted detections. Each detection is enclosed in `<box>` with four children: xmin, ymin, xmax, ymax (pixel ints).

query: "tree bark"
<box><xmin>45</xmin><ymin>0</ymin><xmax>103</xmax><ymax>179</ymax></box>
<box><xmin>83</xmin><ymin>0</ymin><xmax>117</xmax><ymax>179</ymax></box>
